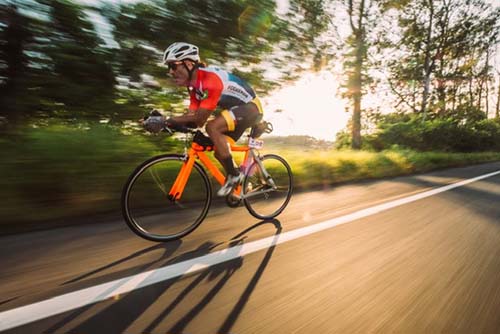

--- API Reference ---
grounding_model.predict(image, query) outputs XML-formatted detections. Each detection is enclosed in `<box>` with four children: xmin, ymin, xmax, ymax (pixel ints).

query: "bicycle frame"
<box><xmin>168</xmin><ymin>138</ymin><xmax>259</xmax><ymax>201</ymax></box>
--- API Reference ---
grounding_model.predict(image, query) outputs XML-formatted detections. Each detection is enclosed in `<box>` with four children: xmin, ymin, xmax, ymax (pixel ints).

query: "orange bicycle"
<box><xmin>121</xmin><ymin>123</ymin><xmax>293</xmax><ymax>242</ymax></box>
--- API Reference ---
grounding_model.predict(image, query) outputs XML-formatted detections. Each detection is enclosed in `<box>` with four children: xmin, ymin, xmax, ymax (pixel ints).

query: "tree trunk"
<box><xmin>496</xmin><ymin>76</ymin><xmax>500</xmax><ymax>118</ymax></box>
<box><xmin>485</xmin><ymin>78</ymin><xmax>489</xmax><ymax>118</ymax></box>
<box><xmin>484</xmin><ymin>49</ymin><xmax>490</xmax><ymax>118</ymax></box>
<box><xmin>468</xmin><ymin>75</ymin><xmax>474</xmax><ymax>109</ymax></box>
<box><xmin>477</xmin><ymin>78</ymin><xmax>483</xmax><ymax>112</ymax></box>
<box><xmin>421</xmin><ymin>0</ymin><xmax>434</xmax><ymax>121</ymax></box>
<box><xmin>436</xmin><ymin>0</ymin><xmax>451</xmax><ymax>117</ymax></box>
<box><xmin>437</xmin><ymin>77</ymin><xmax>446</xmax><ymax>117</ymax></box>
<box><xmin>348</xmin><ymin>0</ymin><xmax>366</xmax><ymax>150</ymax></box>
<box><xmin>468</xmin><ymin>52</ymin><xmax>475</xmax><ymax>109</ymax></box>
<box><xmin>352</xmin><ymin>85</ymin><xmax>362</xmax><ymax>149</ymax></box>
<box><xmin>450</xmin><ymin>60</ymin><xmax>460</xmax><ymax>114</ymax></box>
<box><xmin>351</xmin><ymin>28</ymin><xmax>364</xmax><ymax>149</ymax></box>
<box><xmin>451</xmin><ymin>86</ymin><xmax>457</xmax><ymax>113</ymax></box>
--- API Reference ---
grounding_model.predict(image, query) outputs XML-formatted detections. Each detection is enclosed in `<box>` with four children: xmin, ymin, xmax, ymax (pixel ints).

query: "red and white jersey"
<box><xmin>188</xmin><ymin>67</ymin><xmax>257</xmax><ymax>111</ymax></box>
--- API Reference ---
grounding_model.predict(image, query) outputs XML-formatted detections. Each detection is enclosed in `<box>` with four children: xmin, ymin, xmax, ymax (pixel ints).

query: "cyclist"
<box><xmin>144</xmin><ymin>42</ymin><xmax>263</xmax><ymax>196</ymax></box>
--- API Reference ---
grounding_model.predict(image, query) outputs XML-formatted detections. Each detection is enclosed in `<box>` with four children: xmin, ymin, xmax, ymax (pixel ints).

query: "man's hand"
<box><xmin>143</xmin><ymin>115</ymin><xmax>166</xmax><ymax>133</ymax></box>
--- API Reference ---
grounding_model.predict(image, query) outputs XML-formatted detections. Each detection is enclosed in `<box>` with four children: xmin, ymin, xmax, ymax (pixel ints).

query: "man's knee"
<box><xmin>206</xmin><ymin>118</ymin><xmax>228</xmax><ymax>136</ymax></box>
<box><xmin>205</xmin><ymin>120</ymin><xmax>217</xmax><ymax>136</ymax></box>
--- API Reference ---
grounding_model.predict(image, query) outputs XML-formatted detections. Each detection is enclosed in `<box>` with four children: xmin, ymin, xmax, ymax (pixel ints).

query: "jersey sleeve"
<box><xmin>198</xmin><ymin>71</ymin><xmax>223</xmax><ymax>110</ymax></box>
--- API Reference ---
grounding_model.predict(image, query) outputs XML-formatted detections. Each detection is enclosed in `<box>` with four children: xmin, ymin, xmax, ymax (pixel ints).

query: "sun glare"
<box><xmin>262</xmin><ymin>71</ymin><xmax>349</xmax><ymax>142</ymax></box>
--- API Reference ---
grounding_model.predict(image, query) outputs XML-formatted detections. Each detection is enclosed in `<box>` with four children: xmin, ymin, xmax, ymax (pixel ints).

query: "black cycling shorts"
<box><xmin>221</xmin><ymin>102</ymin><xmax>262</xmax><ymax>141</ymax></box>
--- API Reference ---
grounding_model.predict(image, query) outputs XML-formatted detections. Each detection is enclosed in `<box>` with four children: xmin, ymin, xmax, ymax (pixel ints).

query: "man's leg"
<box><xmin>205</xmin><ymin>115</ymin><xmax>239</xmax><ymax>177</ymax></box>
<box><xmin>206</xmin><ymin>115</ymin><xmax>242</xmax><ymax>196</ymax></box>
<box><xmin>206</xmin><ymin>105</ymin><xmax>260</xmax><ymax>196</ymax></box>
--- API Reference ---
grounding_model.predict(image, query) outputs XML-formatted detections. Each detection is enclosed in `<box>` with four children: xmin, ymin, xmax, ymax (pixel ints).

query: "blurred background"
<box><xmin>1</xmin><ymin>0</ymin><xmax>499</xmax><ymax>231</ymax></box>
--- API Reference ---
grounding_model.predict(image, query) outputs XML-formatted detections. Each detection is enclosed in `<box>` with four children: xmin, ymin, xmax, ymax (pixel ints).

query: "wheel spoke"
<box><xmin>243</xmin><ymin>154</ymin><xmax>293</xmax><ymax>219</ymax></box>
<box><xmin>122</xmin><ymin>155</ymin><xmax>211</xmax><ymax>242</ymax></box>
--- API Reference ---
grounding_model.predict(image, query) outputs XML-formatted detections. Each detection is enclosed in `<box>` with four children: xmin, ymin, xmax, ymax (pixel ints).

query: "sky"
<box><xmin>262</xmin><ymin>71</ymin><xmax>348</xmax><ymax>141</ymax></box>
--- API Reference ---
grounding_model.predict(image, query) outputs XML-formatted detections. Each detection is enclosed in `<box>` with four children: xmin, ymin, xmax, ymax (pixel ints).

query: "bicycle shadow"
<box><xmin>218</xmin><ymin>219</ymin><xmax>282</xmax><ymax>334</ymax></box>
<box><xmin>44</xmin><ymin>219</ymin><xmax>281</xmax><ymax>334</ymax></box>
<box><xmin>152</xmin><ymin>219</ymin><xmax>283</xmax><ymax>334</ymax></box>
<box><xmin>144</xmin><ymin>238</ymin><xmax>245</xmax><ymax>334</ymax></box>
<box><xmin>61</xmin><ymin>240</ymin><xmax>183</xmax><ymax>286</ymax></box>
<box><xmin>44</xmin><ymin>240</ymin><xmax>218</xmax><ymax>333</ymax></box>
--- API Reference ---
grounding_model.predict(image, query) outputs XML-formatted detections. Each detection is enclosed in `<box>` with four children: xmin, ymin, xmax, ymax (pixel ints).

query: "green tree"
<box><xmin>103</xmin><ymin>0</ymin><xmax>332</xmax><ymax>96</ymax></box>
<box><xmin>41</xmin><ymin>0</ymin><xmax>115</xmax><ymax>113</ymax></box>
<box><xmin>342</xmin><ymin>0</ymin><xmax>376</xmax><ymax>149</ymax></box>
<box><xmin>0</xmin><ymin>3</ymin><xmax>34</xmax><ymax>119</ymax></box>
<box><xmin>0</xmin><ymin>0</ymin><xmax>116</xmax><ymax>122</ymax></box>
<box><xmin>1</xmin><ymin>0</ymin><xmax>332</xmax><ymax>123</ymax></box>
<box><xmin>381</xmin><ymin>0</ymin><xmax>499</xmax><ymax>122</ymax></box>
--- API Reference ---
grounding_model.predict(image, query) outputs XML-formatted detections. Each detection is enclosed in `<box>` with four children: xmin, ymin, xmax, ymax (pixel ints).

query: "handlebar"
<box><xmin>163</xmin><ymin>124</ymin><xmax>197</xmax><ymax>134</ymax></box>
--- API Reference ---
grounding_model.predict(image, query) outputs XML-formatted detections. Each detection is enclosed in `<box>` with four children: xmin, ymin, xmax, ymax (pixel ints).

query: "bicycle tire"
<box><xmin>243</xmin><ymin>154</ymin><xmax>293</xmax><ymax>220</ymax></box>
<box><xmin>122</xmin><ymin>154</ymin><xmax>211</xmax><ymax>242</ymax></box>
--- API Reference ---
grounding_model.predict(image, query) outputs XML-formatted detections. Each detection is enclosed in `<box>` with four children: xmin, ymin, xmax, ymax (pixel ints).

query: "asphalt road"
<box><xmin>1</xmin><ymin>162</ymin><xmax>499</xmax><ymax>333</ymax></box>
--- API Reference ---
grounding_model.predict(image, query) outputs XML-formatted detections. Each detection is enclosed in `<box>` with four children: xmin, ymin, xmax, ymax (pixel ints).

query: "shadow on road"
<box><xmin>164</xmin><ymin>219</ymin><xmax>282</xmax><ymax>334</ymax></box>
<box><xmin>62</xmin><ymin>241</ymin><xmax>183</xmax><ymax>285</ymax></box>
<box><xmin>39</xmin><ymin>219</ymin><xmax>282</xmax><ymax>334</ymax></box>
<box><xmin>217</xmin><ymin>219</ymin><xmax>282</xmax><ymax>334</ymax></box>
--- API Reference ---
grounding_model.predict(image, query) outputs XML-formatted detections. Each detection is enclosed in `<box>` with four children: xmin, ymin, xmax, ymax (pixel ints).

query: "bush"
<box><xmin>334</xmin><ymin>130</ymin><xmax>352</xmax><ymax>149</ymax></box>
<box><xmin>366</xmin><ymin>116</ymin><xmax>500</xmax><ymax>152</ymax></box>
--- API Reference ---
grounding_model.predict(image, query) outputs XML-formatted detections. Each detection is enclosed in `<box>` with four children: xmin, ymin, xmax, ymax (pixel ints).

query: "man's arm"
<box><xmin>168</xmin><ymin>108</ymin><xmax>212</xmax><ymax>128</ymax></box>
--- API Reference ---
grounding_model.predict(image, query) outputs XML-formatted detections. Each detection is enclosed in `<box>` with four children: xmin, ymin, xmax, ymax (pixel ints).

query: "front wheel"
<box><xmin>121</xmin><ymin>154</ymin><xmax>211</xmax><ymax>242</ymax></box>
<box><xmin>243</xmin><ymin>154</ymin><xmax>293</xmax><ymax>219</ymax></box>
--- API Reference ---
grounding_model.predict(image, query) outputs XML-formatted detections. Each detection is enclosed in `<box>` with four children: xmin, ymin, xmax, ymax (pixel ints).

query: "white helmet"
<box><xmin>162</xmin><ymin>42</ymin><xmax>200</xmax><ymax>64</ymax></box>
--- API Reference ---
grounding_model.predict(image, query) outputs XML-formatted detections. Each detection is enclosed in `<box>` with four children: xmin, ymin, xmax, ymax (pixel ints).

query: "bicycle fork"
<box><xmin>168</xmin><ymin>153</ymin><xmax>196</xmax><ymax>201</ymax></box>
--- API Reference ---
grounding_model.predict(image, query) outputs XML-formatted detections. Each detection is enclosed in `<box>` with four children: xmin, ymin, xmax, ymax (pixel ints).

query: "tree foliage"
<box><xmin>337</xmin><ymin>113</ymin><xmax>500</xmax><ymax>152</ymax></box>
<box><xmin>0</xmin><ymin>0</ymin><xmax>116</xmax><ymax>122</ymax></box>
<box><xmin>380</xmin><ymin>0</ymin><xmax>500</xmax><ymax>120</ymax></box>
<box><xmin>384</xmin><ymin>116</ymin><xmax>500</xmax><ymax>152</ymax></box>
<box><xmin>335</xmin><ymin>0</ymin><xmax>500</xmax><ymax>152</ymax></box>
<box><xmin>0</xmin><ymin>0</ymin><xmax>330</xmax><ymax>123</ymax></box>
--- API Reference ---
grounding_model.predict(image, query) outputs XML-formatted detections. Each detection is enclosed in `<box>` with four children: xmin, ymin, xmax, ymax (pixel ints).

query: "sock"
<box><xmin>220</xmin><ymin>156</ymin><xmax>238</xmax><ymax>176</ymax></box>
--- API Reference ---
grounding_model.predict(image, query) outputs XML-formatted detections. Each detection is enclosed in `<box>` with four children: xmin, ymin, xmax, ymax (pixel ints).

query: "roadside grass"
<box><xmin>1</xmin><ymin>124</ymin><xmax>499</xmax><ymax>232</ymax></box>
<box><xmin>263</xmin><ymin>147</ymin><xmax>500</xmax><ymax>189</ymax></box>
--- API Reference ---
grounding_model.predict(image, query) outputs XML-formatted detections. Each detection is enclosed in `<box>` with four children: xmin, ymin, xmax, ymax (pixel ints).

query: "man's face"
<box><xmin>168</xmin><ymin>61</ymin><xmax>190</xmax><ymax>86</ymax></box>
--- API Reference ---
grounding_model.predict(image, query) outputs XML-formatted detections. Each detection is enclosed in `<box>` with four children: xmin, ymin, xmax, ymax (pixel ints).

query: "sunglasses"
<box><xmin>167</xmin><ymin>61</ymin><xmax>183</xmax><ymax>71</ymax></box>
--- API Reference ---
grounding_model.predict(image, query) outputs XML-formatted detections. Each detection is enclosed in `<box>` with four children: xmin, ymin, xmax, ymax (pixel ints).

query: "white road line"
<box><xmin>1</xmin><ymin>169</ymin><xmax>499</xmax><ymax>331</ymax></box>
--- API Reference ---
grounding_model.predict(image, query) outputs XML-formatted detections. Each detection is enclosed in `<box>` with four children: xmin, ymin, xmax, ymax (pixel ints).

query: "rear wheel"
<box><xmin>121</xmin><ymin>154</ymin><xmax>211</xmax><ymax>242</ymax></box>
<box><xmin>243</xmin><ymin>154</ymin><xmax>293</xmax><ymax>220</ymax></box>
